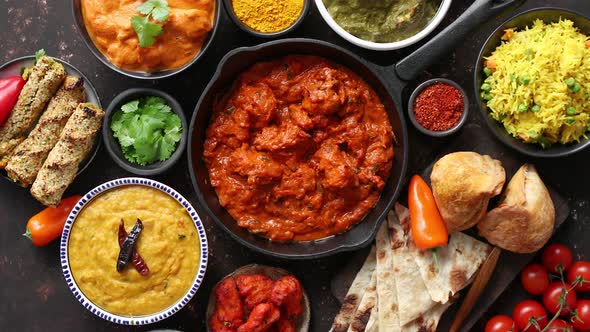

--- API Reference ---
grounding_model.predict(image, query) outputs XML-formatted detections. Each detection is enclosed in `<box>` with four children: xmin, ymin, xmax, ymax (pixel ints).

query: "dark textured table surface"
<box><xmin>1</xmin><ymin>0</ymin><xmax>589</xmax><ymax>331</ymax></box>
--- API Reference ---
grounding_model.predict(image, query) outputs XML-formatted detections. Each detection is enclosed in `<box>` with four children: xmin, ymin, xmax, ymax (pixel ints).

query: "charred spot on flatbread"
<box><xmin>414</xmin><ymin>315</ymin><xmax>436</xmax><ymax>332</ymax></box>
<box><xmin>350</xmin><ymin>307</ymin><xmax>372</xmax><ymax>330</ymax></box>
<box><xmin>418</xmin><ymin>325</ymin><xmax>435</xmax><ymax>332</ymax></box>
<box><xmin>390</xmin><ymin>227</ymin><xmax>405</xmax><ymax>249</ymax></box>
<box><xmin>450</xmin><ymin>268</ymin><xmax>468</xmax><ymax>292</ymax></box>
<box><xmin>401</xmin><ymin>217</ymin><xmax>411</xmax><ymax>235</ymax></box>
<box><xmin>343</xmin><ymin>294</ymin><xmax>359</xmax><ymax>308</ymax></box>
<box><xmin>344</xmin><ymin>294</ymin><xmax>359</xmax><ymax>304</ymax></box>
<box><xmin>415</xmin><ymin>315</ymin><xmax>424</xmax><ymax>325</ymax></box>
<box><xmin>332</xmin><ymin>324</ymin><xmax>347</xmax><ymax>332</ymax></box>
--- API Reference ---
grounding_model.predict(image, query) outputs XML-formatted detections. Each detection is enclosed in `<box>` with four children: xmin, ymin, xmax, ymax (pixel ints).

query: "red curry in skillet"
<box><xmin>203</xmin><ymin>55</ymin><xmax>394</xmax><ymax>241</ymax></box>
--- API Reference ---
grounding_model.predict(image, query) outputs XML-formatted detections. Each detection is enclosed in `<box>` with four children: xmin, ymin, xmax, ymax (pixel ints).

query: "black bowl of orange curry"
<box><xmin>72</xmin><ymin>0</ymin><xmax>220</xmax><ymax>79</ymax></box>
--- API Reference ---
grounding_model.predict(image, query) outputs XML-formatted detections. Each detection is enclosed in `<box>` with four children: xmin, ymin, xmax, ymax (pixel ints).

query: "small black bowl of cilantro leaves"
<box><xmin>103</xmin><ymin>88</ymin><xmax>187</xmax><ymax>176</ymax></box>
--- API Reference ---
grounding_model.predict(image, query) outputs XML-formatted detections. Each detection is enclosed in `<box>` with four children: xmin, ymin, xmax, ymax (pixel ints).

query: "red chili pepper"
<box><xmin>408</xmin><ymin>175</ymin><xmax>448</xmax><ymax>250</ymax></box>
<box><xmin>118</xmin><ymin>220</ymin><xmax>150</xmax><ymax>276</ymax></box>
<box><xmin>0</xmin><ymin>76</ymin><xmax>26</xmax><ymax>127</ymax></box>
<box><xmin>24</xmin><ymin>195</ymin><xmax>81</xmax><ymax>246</ymax></box>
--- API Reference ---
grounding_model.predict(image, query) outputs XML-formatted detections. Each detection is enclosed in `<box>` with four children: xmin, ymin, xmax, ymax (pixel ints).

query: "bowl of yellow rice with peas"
<box><xmin>475</xmin><ymin>8</ymin><xmax>590</xmax><ymax>157</ymax></box>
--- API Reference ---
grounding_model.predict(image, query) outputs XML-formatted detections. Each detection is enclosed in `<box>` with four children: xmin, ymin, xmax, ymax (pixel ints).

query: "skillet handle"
<box><xmin>395</xmin><ymin>0</ymin><xmax>525</xmax><ymax>81</ymax></box>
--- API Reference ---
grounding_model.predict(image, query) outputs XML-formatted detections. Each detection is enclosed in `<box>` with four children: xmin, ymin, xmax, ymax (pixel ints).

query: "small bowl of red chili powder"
<box><xmin>408</xmin><ymin>78</ymin><xmax>468</xmax><ymax>137</ymax></box>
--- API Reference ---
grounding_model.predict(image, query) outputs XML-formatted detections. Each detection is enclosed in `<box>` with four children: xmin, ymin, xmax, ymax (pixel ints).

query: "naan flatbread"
<box><xmin>375</xmin><ymin>217</ymin><xmax>401</xmax><ymax>332</ymax></box>
<box><xmin>331</xmin><ymin>246</ymin><xmax>377</xmax><ymax>332</ymax></box>
<box><xmin>333</xmin><ymin>203</ymin><xmax>489</xmax><ymax>332</ymax></box>
<box><xmin>347</xmin><ymin>270</ymin><xmax>378</xmax><ymax>332</ymax></box>
<box><xmin>395</xmin><ymin>203</ymin><xmax>492</xmax><ymax>304</ymax></box>
<box><xmin>414</xmin><ymin>232</ymin><xmax>491</xmax><ymax>303</ymax></box>
<box><xmin>389</xmin><ymin>210</ymin><xmax>437</xmax><ymax>326</ymax></box>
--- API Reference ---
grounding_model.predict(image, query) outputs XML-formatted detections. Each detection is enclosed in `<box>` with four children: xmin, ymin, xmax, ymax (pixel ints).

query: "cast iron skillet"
<box><xmin>189</xmin><ymin>0</ymin><xmax>524</xmax><ymax>259</ymax></box>
<box><xmin>475</xmin><ymin>7</ymin><xmax>590</xmax><ymax>157</ymax></box>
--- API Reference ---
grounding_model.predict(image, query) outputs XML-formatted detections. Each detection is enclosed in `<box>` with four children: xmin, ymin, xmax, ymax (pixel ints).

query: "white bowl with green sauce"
<box><xmin>315</xmin><ymin>0</ymin><xmax>451</xmax><ymax>51</ymax></box>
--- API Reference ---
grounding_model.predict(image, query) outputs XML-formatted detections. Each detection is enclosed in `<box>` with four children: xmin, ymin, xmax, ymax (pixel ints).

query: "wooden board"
<box><xmin>331</xmin><ymin>123</ymin><xmax>570</xmax><ymax>332</ymax></box>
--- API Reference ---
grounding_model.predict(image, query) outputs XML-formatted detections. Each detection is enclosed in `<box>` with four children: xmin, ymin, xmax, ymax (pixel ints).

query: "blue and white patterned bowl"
<box><xmin>60</xmin><ymin>177</ymin><xmax>208</xmax><ymax>325</ymax></box>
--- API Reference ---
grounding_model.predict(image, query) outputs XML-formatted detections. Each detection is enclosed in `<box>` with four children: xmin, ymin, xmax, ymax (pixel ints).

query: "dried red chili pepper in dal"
<box><xmin>413</xmin><ymin>83</ymin><xmax>464</xmax><ymax>131</ymax></box>
<box><xmin>117</xmin><ymin>219</ymin><xmax>149</xmax><ymax>276</ymax></box>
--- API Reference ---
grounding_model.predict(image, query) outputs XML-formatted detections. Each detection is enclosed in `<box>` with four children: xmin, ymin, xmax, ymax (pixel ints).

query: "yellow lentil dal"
<box><xmin>68</xmin><ymin>186</ymin><xmax>200</xmax><ymax>316</ymax></box>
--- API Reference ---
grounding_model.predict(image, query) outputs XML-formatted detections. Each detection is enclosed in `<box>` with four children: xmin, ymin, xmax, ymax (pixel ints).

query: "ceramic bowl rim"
<box><xmin>314</xmin><ymin>0</ymin><xmax>452</xmax><ymax>51</ymax></box>
<box><xmin>60</xmin><ymin>177</ymin><xmax>209</xmax><ymax>326</ymax></box>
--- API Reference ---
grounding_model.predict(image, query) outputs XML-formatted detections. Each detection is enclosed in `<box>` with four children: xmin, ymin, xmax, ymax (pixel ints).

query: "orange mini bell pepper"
<box><xmin>24</xmin><ymin>195</ymin><xmax>81</xmax><ymax>246</ymax></box>
<box><xmin>408</xmin><ymin>175</ymin><xmax>448</xmax><ymax>250</ymax></box>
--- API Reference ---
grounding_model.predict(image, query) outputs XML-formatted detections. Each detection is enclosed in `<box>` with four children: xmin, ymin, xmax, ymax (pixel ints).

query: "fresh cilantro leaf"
<box><xmin>160</xmin><ymin>135</ymin><xmax>177</xmax><ymax>161</ymax></box>
<box><xmin>140</xmin><ymin>114</ymin><xmax>165</xmax><ymax>137</ymax></box>
<box><xmin>135</xmin><ymin>137</ymin><xmax>160</xmax><ymax>165</ymax></box>
<box><xmin>149</xmin><ymin>0</ymin><xmax>170</xmax><ymax>22</ymax></box>
<box><xmin>136</xmin><ymin>0</ymin><xmax>156</xmax><ymax>15</ymax></box>
<box><xmin>110</xmin><ymin>96</ymin><xmax>182</xmax><ymax>166</ymax></box>
<box><xmin>34</xmin><ymin>49</ymin><xmax>46</xmax><ymax>63</ymax></box>
<box><xmin>118</xmin><ymin>134</ymin><xmax>135</xmax><ymax>148</ymax></box>
<box><xmin>137</xmin><ymin>0</ymin><xmax>169</xmax><ymax>21</ymax></box>
<box><xmin>144</xmin><ymin>96</ymin><xmax>167</xmax><ymax>108</ymax></box>
<box><xmin>164</xmin><ymin>126</ymin><xmax>182</xmax><ymax>142</ymax></box>
<box><xmin>164</xmin><ymin>113</ymin><xmax>181</xmax><ymax>128</ymax></box>
<box><xmin>131</xmin><ymin>15</ymin><xmax>163</xmax><ymax>48</ymax></box>
<box><xmin>132</xmin><ymin>0</ymin><xmax>169</xmax><ymax>47</ymax></box>
<box><xmin>121</xmin><ymin>100</ymin><xmax>140</xmax><ymax>113</ymax></box>
<box><xmin>110</xmin><ymin>112</ymin><xmax>124</xmax><ymax>132</ymax></box>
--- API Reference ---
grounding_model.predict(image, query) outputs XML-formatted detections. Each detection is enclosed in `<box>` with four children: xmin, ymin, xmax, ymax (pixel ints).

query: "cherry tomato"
<box><xmin>542</xmin><ymin>244</ymin><xmax>573</xmax><ymax>274</ymax></box>
<box><xmin>568</xmin><ymin>261</ymin><xmax>590</xmax><ymax>292</ymax></box>
<box><xmin>485</xmin><ymin>315</ymin><xmax>518</xmax><ymax>332</ymax></box>
<box><xmin>513</xmin><ymin>300</ymin><xmax>548</xmax><ymax>332</ymax></box>
<box><xmin>547</xmin><ymin>319</ymin><xmax>575</xmax><ymax>332</ymax></box>
<box><xmin>543</xmin><ymin>282</ymin><xmax>577</xmax><ymax>316</ymax></box>
<box><xmin>521</xmin><ymin>264</ymin><xmax>550</xmax><ymax>295</ymax></box>
<box><xmin>572</xmin><ymin>300</ymin><xmax>590</xmax><ymax>331</ymax></box>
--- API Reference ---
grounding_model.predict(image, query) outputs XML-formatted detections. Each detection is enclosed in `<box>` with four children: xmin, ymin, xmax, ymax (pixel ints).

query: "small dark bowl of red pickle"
<box><xmin>408</xmin><ymin>78</ymin><xmax>469</xmax><ymax>137</ymax></box>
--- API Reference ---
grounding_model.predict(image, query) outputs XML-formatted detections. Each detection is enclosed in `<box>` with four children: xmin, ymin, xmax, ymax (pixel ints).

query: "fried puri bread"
<box><xmin>431</xmin><ymin>152</ymin><xmax>506</xmax><ymax>233</ymax></box>
<box><xmin>478</xmin><ymin>164</ymin><xmax>555</xmax><ymax>253</ymax></box>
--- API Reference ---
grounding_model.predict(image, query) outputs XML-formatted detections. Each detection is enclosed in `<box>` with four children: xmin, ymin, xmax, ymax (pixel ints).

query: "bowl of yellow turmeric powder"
<box><xmin>224</xmin><ymin>0</ymin><xmax>309</xmax><ymax>37</ymax></box>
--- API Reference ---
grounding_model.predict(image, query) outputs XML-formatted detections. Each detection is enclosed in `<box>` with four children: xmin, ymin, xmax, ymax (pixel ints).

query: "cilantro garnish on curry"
<box><xmin>131</xmin><ymin>0</ymin><xmax>170</xmax><ymax>48</ymax></box>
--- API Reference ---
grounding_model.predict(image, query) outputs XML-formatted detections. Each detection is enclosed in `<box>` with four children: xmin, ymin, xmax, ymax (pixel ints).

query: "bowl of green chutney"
<box><xmin>315</xmin><ymin>0</ymin><xmax>451</xmax><ymax>51</ymax></box>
